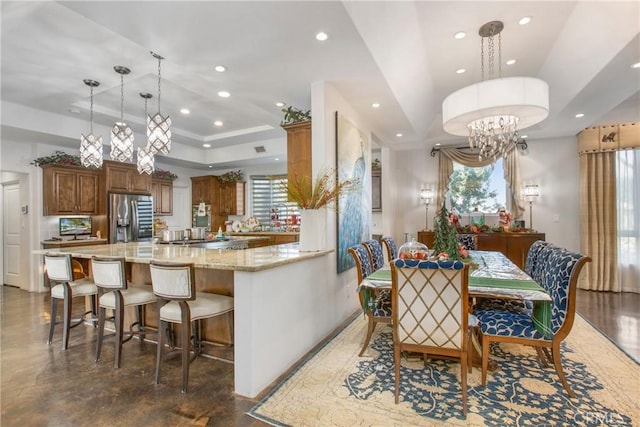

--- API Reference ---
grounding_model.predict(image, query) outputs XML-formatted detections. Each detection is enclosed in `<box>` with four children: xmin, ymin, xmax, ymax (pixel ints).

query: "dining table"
<box><xmin>359</xmin><ymin>250</ymin><xmax>553</xmax><ymax>364</ymax></box>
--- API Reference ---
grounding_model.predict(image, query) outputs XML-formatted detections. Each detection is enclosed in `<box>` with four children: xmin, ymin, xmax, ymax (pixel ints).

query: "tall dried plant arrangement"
<box><xmin>281</xmin><ymin>169</ymin><xmax>361</xmax><ymax>210</ymax></box>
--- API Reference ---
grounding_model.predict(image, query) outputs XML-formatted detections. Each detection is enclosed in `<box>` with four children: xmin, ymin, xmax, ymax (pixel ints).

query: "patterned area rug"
<box><xmin>248</xmin><ymin>314</ymin><xmax>639</xmax><ymax>426</ymax></box>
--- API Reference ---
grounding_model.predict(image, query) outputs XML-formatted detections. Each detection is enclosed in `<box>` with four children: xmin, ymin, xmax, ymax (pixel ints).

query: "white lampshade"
<box><xmin>442</xmin><ymin>77</ymin><xmax>549</xmax><ymax>136</ymax></box>
<box><xmin>524</xmin><ymin>184</ymin><xmax>540</xmax><ymax>200</ymax></box>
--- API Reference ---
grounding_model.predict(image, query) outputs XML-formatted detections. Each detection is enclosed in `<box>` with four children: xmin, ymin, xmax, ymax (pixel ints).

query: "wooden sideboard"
<box><xmin>417</xmin><ymin>231</ymin><xmax>545</xmax><ymax>270</ymax></box>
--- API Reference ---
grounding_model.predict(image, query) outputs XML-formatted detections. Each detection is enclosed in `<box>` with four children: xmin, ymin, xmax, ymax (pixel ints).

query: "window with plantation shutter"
<box><xmin>251</xmin><ymin>175</ymin><xmax>299</xmax><ymax>228</ymax></box>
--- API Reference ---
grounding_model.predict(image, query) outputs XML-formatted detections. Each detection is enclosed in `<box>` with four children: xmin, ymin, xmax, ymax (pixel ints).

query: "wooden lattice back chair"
<box><xmin>348</xmin><ymin>244</ymin><xmax>392</xmax><ymax>356</ymax></box>
<box><xmin>391</xmin><ymin>258</ymin><xmax>470</xmax><ymax>416</ymax></box>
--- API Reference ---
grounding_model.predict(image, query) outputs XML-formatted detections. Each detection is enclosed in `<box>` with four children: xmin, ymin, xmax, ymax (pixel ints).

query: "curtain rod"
<box><xmin>429</xmin><ymin>139</ymin><xmax>528</xmax><ymax>157</ymax></box>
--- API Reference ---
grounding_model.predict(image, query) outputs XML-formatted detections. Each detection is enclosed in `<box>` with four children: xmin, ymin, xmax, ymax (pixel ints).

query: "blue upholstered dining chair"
<box><xmin>348</xmin><ymin>244</ymin><xmax>392</xmax><ymax>356</ymax></box>
<box><xmin>457</xmin><ymin>234</ymin><xmax>477</xmax><ymax>251</ymax></box>
<box><xmin>380</xmin><ymin>236</ymin><xmax>398</xmax><ymax>262</ymax></box>
<box><xmin>475</xmin><ymin>245</ymin><xmax>591</xmax><ymax>398</ymax></box>
<box><xmin>363</xmin><ymin>239</ymin><xmax>385</xmax><ymax>270</ymax></box>
<box><xmin>524</xmin><ymin>239</ymin><xmax>550</xmax><ymax>277</ymax></box>
<box><xmin>391</xmin><ymin>258</ymin><xmax>471</xmax><ymax>416</ymax></box>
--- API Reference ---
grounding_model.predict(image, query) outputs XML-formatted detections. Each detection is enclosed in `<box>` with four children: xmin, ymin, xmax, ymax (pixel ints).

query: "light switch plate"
<box><xmin>552</xmin><ymin>214</ymin><xmax>560</xmax><ymax>223</ymax></box>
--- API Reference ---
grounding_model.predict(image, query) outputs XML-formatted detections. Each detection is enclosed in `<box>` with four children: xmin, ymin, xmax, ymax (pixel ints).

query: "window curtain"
<box><xmin>578</xmin><ymin>152</ymin><xmax>619</xmax><ymax>291</ymax></box>
<box><xmin>436</xmin><ymin>146</ymin><xmax>525</xmax><ymax>219</ymax></box>
<box><xmin>616</xmin><ymin>149</ymin><xmax>640</xmax><ymax>293</ymax></box>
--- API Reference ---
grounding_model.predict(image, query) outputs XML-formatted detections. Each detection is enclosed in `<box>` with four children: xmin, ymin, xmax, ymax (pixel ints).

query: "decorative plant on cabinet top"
<box><xmin>280</xmin><ymin>106</ymin><xmax>311</xmax><ymax>126</ymax></box>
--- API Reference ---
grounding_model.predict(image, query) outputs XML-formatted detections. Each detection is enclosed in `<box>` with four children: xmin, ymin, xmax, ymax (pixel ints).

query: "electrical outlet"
<box><xmin>552</xmin><ymin>214</ymin><xmax>560</xmax><ymax>223</ymax></box>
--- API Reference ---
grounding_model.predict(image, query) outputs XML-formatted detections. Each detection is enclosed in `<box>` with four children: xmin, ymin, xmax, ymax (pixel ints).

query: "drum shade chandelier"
<box><xmin>442</xmin><ymin>20</ymin><xmax>549</xmax><ymax>159</ymax></box>
<box><xmin>79</xmin><ymin>79</ymin><xmax>103</xmax><ymax>168</ymax></box>
<box><xmin>110</xmin><ymin>66</ymin><xmax>134</xmax><ymax>162</ymax></box>
<box><xmin>146</xmin><ymin>51</ymin><xmax>172</xmax><ymax>155</ymax></box>
<box><xmin>137</xmin><ymin>92</ymin><xmax>155</xmax><ymax>175</ymax></box>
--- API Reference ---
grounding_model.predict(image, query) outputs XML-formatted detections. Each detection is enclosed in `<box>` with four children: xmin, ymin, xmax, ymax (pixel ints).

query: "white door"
<box><xmin>3</xmin><ymin>183</ymin><xmax>22</xmax><ymax>287</ymax></box>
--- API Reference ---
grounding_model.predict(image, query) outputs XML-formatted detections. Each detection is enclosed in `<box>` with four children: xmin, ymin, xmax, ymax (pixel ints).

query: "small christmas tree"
<box><xmin>432</xmin><ymin>203</ymin><xmax>462</xmax><ymax>261</ymax></box>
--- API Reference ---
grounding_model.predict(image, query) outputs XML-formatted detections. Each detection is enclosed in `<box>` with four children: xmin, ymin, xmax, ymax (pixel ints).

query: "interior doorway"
<box><xmin>3</xmin><ymin>182</ymin><xmax>22</xmax><ymax>288</ymax></box>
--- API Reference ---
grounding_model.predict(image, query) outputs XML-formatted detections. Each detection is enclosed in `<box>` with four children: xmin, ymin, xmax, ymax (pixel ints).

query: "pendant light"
<box><xmin>137</xmin><ymin>92</ymin><xmax>154</xmax><ymax>175</ymax></box>
<box><xmin>146</xmin><ymin>51</ymin><xmax>171</xmax><ymax>155</ymax></box>
<box><xmin>110</xmin><ymin>66</ymin><xmax>134</xmax><ymax>162</ymax></box>
<box><xmin>442</xmin><ymin>20</ymin><xmax>548</xmax><ymax>160</ymax></box>
<box><xmin>80</xmin><ymin>79</ymin><xmax>103</xmax><ymax>168</ymax></box>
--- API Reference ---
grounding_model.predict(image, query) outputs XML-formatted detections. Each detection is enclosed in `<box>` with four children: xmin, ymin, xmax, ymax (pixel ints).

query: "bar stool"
<box><xmin>91</xmin><ymin>256</ymin><xmax>157</xmax><ymax>368</ymax></box>
<box><xmin>44</xmin><ymin>253</ymin><xmax>98</xmax><ymax>350</ymax></box>
<box><xmin>149</xmin><ymin>261</ymin><xmax>234</xmax><ymax>393</ymax></box>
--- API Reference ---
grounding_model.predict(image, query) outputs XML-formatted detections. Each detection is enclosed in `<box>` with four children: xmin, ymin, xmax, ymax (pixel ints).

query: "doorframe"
<box><xmin>1</xmin><ymin>172</ymin><xmax>33</xmax><ymax>291</ymax></box>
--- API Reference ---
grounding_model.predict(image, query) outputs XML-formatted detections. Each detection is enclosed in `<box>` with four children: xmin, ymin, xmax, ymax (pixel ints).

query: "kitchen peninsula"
<box><xmin>37</xmin><ymin>241</ymin><xmax>334</xmax><ymax>398</ymax></box>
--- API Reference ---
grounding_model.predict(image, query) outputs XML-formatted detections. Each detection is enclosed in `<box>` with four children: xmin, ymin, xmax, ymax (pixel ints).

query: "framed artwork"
<box><xmin>335</xmin><ymin>111</ymin><xmax>371</xmax><ymax>273</ymax></box>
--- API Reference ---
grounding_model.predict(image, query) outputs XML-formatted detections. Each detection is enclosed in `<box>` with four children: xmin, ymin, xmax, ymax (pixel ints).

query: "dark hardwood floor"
<box><xmin>1</xmin><ymin>285</ymin><xmax>638</xmax><ymax>426</ymax></box>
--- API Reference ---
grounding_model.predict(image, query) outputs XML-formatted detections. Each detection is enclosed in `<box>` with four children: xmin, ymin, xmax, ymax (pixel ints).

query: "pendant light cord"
<box><xmin>90</xmin><ymin>86</ymin><xmax>94</xmax><ymax>134</ymax></box>
<box><xmin>157</xmin><ymin>57</ymin><xmax>162</xmax><ymax>113</ymax></box>
<box><xmin>120</xmin><ymin>73</ymin><xmax>124</xmax><ymax>123</ymax></box>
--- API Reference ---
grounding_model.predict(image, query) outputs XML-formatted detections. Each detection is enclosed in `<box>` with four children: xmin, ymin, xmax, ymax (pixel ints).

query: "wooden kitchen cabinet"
<box><xmin>283</xmin><ymin>121</ymin><xmax>312</xmax><ymax>200</ymax></box>
<box><xmin>417</xmin><ymin>231</ymin><xmax>545</xmax><ymax>270</ymax></box>
<box><xmin>42</xmin><ymin>164</ymin><xmax>103</xmax><ymax>215</ymax></box>
<box><xmin>104</xmin><ymin>160</ymin><xmax>151</xmax><ymax>194</ymax></box>
<box><xmin>151</xmin><ymin>179</ymin><xmax>173</xmax><ymax>216</ymax></box>
<box><xmin>191</xmin><ymin>175</ymin><xmax>219</xmax><ymax>205</ymax></box>
<box><xmin>218</xmin><ymin>182</ymin><xmax>245</xmax><ymax>216</ymax></box>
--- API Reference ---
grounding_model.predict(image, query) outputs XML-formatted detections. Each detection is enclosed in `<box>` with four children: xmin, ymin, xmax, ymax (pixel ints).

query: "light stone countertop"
<box><xmin>36</xmin><ymin>241</ymin><xmax>331</xmax><ymax>272</ymax></box>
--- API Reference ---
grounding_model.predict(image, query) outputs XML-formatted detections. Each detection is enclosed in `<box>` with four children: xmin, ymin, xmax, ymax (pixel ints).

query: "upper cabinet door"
<box><xmin>42</xmin><ymin>165</ymin><xmax>102</xmax><ymax>216</ymax></box>
<box><xmin>104</xmin><ymin>161</ymin><xmax>151</xmax><ymax>194</ymax></box>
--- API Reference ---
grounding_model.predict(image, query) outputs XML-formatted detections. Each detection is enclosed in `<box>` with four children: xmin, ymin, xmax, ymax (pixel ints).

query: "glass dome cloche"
<box><xmin>398</xmin><ymin>238</ymin><xmax>429</xmax><ymax>260</ymax></box>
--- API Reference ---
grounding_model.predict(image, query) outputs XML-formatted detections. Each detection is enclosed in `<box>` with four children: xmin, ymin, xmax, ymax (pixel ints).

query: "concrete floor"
<box><xmin>1</xmin><ymin>285</ymin><xmax>638</xmax><ymax>426</ymax></box>
<box><xmin>0</xmin><ymin>286</ymin><xmax>266</xmax><ymax>427</ymax></box>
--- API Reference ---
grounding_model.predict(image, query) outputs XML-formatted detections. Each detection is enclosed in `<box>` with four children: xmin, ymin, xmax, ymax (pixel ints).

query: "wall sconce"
<box><xmin>420</xmin><ymin>188</ymin><xmax>434</xmax><ymax>230</ymax></box>
<box><xmin>523</xmin><ymin>184</ymin><xmax>540</xmax><ymax>230</ymax></box>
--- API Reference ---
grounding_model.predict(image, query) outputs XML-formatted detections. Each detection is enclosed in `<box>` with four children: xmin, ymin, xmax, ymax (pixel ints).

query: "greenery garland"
<box><xmin>31</xmin><ymin>151</ymin><xmax>81</xmax><ymax>167</ymax></box>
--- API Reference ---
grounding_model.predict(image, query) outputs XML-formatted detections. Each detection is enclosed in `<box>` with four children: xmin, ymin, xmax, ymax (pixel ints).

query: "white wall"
<box><xmin>518</xmin><ymin>136</ymin><xmax>581</xmax><ymax>252</ymax></box>
<box><xmin>378</xmin><ymin>136</ymin><xmax>581</xmax><ymax>252</ymax></box>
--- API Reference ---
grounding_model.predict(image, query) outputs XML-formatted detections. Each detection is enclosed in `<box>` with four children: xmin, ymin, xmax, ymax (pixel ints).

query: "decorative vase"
<box><xmin>298</xmin><ymin>208</ymin><xmax>326</xmax><ymax>252</ymax></box>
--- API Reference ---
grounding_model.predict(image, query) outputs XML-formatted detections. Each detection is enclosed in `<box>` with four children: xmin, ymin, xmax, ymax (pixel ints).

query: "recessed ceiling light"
<box><xmin>506</xmin><ymin>59</ymin><xmax>516</xmax><ymax>65</ymax></box>
<box><xmin>208</xmin><ymin>165</ymin><xmax>213</xmax><ymax>168</ymax></box>
<box><xmin>214</xmin><ymin>65</ymin><xmax>227</xmax><ymax>72</ymax></box>
<box><xmin>396</xmin><ymin>133</ymin><xmax>403</xmax><ymax>137</ymax></box>
<box><xmin>454</xmin><ymin>31</ymin><xmax>466</xmax><ymax>39</ymax></box>
<box><xmin>435</xmin><ymin>143</ymin><xmax>441</xmax><ymax>146</ymax></box>
<box><xmin>372</xmin><ymin>103</ymin><xmax>380</xmax><ymax>108</ymax></box>
<box><xmin>180</xmin><ymin>108</ymin><xmax>190</xmax><ymax>114</ymax></box>
<box><xmin>218</xmin><ymin>91</ymin><xmax>230</xmax><ymax>98</ymax></box>
<box><xmin>456</xmin><ymin>68</ymin><xmax>466</xmax><ymax>74</ymax></box>
<box><xmin>575</xmin><ymin>113</ymin><xmax>585</xmax><ymax>118</ymax></box>
<box><xmin>521</xmin><ymin>135</ymin><xmax>528</xmax><ymax>139</ymax></box>
<box><xmin>274</xmin><ymin>157</ymin><xmax>280</xmax><ymax>161</ymax></box>
<box><xmin>519</xmin><ymin>16</ymin><xmax>531</xmax><ymax>25</ymax></box>
<box><xmin>214</xmin><ymin>120</ymin><xmax>223</xmax><ymax>126</ymax></box>
<box><xmin>315</xmin><ymin>32</ymin><xmax>328</xmax><ymax>41</ymax></box>
<box><xmin>631</xmin><ymin>62</ymin><xmax>640</xmax><ymax>69</ymax></box>
<box><xmin>203</xmin><ymin>143</ymin><xmax>211</xmax><ymax>148</ymax></box>
<box><xmin>275</xmin><ymin>101</ymin><xmax>285</xmax><ymax>107</ymax></box>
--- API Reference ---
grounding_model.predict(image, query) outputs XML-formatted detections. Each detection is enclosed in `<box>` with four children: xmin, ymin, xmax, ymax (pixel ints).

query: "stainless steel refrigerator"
<box><xmin>108</xmin><ymin>193</ymin><xmax>154</xmax><ymax>243</ymax></box>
